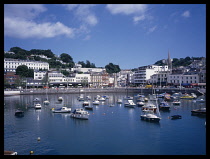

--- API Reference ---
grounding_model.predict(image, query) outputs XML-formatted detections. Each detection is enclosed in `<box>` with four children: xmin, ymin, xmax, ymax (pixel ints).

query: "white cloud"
<box><xmin>133</xmin><ymin>15</ymin><xmax>145</xmax><ymax>24</ymax></box>
<box><xmin>148</xmin><ymin>25</ymin><xmax>157</xmax><ymax>33</ymax></box>
<box><xmin>4</xmin><ymin>17</ymin><xmax>75</xmax><ymax>39</ymax></box>
<box><xmin>182</xmin><ymin>10</ymin><xmax>190</xmax><ymax>18</ymax></box>
<box><xmin>4</xmin><ymin>4</ymin><xmax>76</xmax><ymax>39</ymax></box>
<box><xmin>106</xmin><ymin>4</ymin><xmax>147</xmax><ymax>15</ymax></box>
<box><xmin>63</xmin><ymin>4</ymin><xmax>98</xmax><ymax>26</ymax></box>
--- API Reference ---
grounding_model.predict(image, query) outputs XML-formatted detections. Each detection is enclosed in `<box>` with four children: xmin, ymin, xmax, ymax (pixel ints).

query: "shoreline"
<box><xmin>4</xmin><ymin>88</ymin><xmax>204</xmax><ymax>96</ymax></box>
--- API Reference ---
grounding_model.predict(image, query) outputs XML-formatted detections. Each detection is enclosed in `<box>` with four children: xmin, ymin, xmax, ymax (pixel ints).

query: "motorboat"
<box><xmin>144</xmin><ymin>97</ymin><xmax>149</xmax><ymax>102</ymax></box>
<box><xmin>58</xmin><ymin>97</ymin><xmax>63</xmax><ymax>101</ymax></box>
<box><xmin>157</xmin><ymin>93</ymin><xmax>165</xmax><ymax>98</ymax></box>
<box><xmin>34</xmin><ymin>103</ymin><xmax>42</xmax><ymax>109</ymax></box>
<box><xmin>142</xmin><ymin>103</ymin><xmax>157</xmax><ymax>112</ymax></box>
<box><xmin>172</xmin><ymin>100</ymin><xmax>181</xmax><ymax>105</ymax></box>
<box><xmin>124</xmin><ymin>100</ymin><xmax>136</xmax><ymax>108</ymax></box>
<box><xmin>196</xmin><ymin>95</ymin><xmax>205</xmax><ymax>103</ymax></box>
<box><xmin>4</xmin><ymin>151</ymin><xmax>17</xmax><ymax>155</ymax></box>
<box><xmin>180</xmin><ymin>93</ymin><xmax>195</xmax><ymax>99</ymax></box>
<box><xmin>82</xmin><ymin>100</ymin><xmax>90</xmax><ymax>106</ymax></box>
<box><xmin>137</xmin><ymin>101</ymin><xmax>145</xmax><ymax>107</ymax></box>
<box><xmin>137</xmin><ymin>97</ymin><xmax>145</xmax><ymax>102</ymax></box>
<box><xmin>84</xmin><ymin>105</ymin><xmax>93</xmax><ymax>110</ymax></box>
<box><xmin>159</xmin><ymin>101</ymin><xmax>170</xmax><ymax>110</ymax></box>
<box><xmin>140</xmin><ymin>111</ymin><xmax>161</xmax><ymax>122</ymax></box>
<box><xmin>98</xmin><ymin>97</ymin><xmax>106</xmax><ymax>101</ymax></box>
<box><xmin>171</xmin><ymin>92</ymin><xmax>182</xmax><ymax>99</ymax></box>
<box><xmin>117</xmin><ymin>99</ymin><xmax>122</xmax><ymax>104</ymax></box>
<box><xmin>171</xmin><ymin>115</ymin><xmax>182</xmax><ymax>119</ymax></box>
<box><xmin>78</xmin><ymin>94</ymin><xmax>85</xmax><ymax>101</ymax></box>
<box><xmin>86</xmin><ymin>96</ymin><xmax>91</xmax><ymax>100</ymax></box>
<box><xmin>92</xmin><ymin>100</ymin><xmax>100</xmax><ymax>105</ymax></box>
<box><xmin>33</xmin><ymin>98</ymin><xmax>40</xmax><ymax>102</ymax></box>
<box><xmin>15</xmin><ymin>109</ymin><xmax>24</xmax><ymax>117</ymax></box>
<box><xmin>164</xmin><ymin>93</ymin><xmax>171</xmax><ymax>101</ymax></box>
<box><xmin>149</xmin><ymin>94</ymin><xmax>158</xmax><ymax>101</ymax></box>
<box><xmin>191</xmin><ymin>93</ymin><xmax>197</xmax><ymax>99</ymax></box>
<box><xmin>52</xmin><ymin>107</ymin><xmax>71</xmax><ymax>113</ymax></box>
<box><xmin>191</xmin><ymin>108</ymin><xmax>206</xmax><ymax>115</ymax></box>
<box><xmin>70</xmin><ymin>108</ymin><xmax>89</xmax><ymax>120</ymax></box>
<box><xmin>123</xmin><ymin>96</ymin><xmax>133</xmax><ymax>100</ymax></box>
<box><xmin>109</xmin><ymin>104</ymin><xmax>115</xmax><ymax>107</ymax></box>
<box><xmin>43</xmin><ymin>99</ymin><xmax>50</xmax><ymax>105</ymax></box>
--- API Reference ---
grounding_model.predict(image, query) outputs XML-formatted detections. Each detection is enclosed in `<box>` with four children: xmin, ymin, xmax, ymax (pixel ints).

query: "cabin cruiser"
<box><xmin>142</xmin><ymin>103</ymin><xmax>157</xmax><ymax>112</ymax></box>
<box><xmin>78</xmin><ymin>94</ymin><xmax>85</xmax><ymax>101</ymax></box>
<box><xmin>191</xmin><ymin>108</ymin><xmax>206</xmax><ymax>115</ymax></box>
<box><xmin>117</xmin><ymin>99</ymin><xmax>122</xmax><ymax>104</ymax></box>
<box><xmin>159</xmin><ymin>101</ymin><xmax>170</xmax><ymax>110</ymax></box>
<box><xmin>92</xmin><ymin>100</ymin><xmax>100</xmax><ymax>105</ymax></box>
<box><xmin>172</xmin><ymin>100</ymin><xmax>181</xmax><ymax>105</ymax></box>
<box><xmin>140</xmin><ymin>111</ymin><xmax>161</xmax><ymax>122</ymax></box>
<box><xmin>124</xmin><ymin>100</ymin><xmax>136</xmax><ymax>108</ymax></box>
<box><xmin>137</xmin><ymin>101</ymin><xmax>145</xmax><ymax>106</ymax></box>
<box><xmin>34</xmin><ymin>103</ymin><xmax>42</xmax><ymax>109</ymax></box>
<box><xmin>15</xmin><ymin>109</ymin><xmax>24</xmax><ymax>117</ymax></box>
<box><xmin>82</xmin><ymin>100</ymin><xmax>90</xmax><ymax>106</ymax></box>
<box><xmin>52</xmin><ymin>107</ymin><xmax>71</xmax><ymax>113</ymax></box>
<box><xmin>70</xmin><ymin>108</ymin><xmax>89</xmax><ymax>120</ymax></box>
<box><xmin>58</xmin><ymin>97</ymin><xmax>63</xmax><ymax>101</ymax></box>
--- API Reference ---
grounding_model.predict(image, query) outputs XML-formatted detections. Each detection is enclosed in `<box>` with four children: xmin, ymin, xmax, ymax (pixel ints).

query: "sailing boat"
<box><xmin>124</xmin><ymin>86</ymin><xmax>133</xmax><ymax>100</ymax></box>
<box><xmin>43</xmin><ymin>82</ymin><xmax>50</xmax><ymax>105</ymax></box>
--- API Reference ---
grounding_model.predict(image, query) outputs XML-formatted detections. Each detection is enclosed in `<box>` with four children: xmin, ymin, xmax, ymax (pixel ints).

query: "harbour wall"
<box><xmin>4</xmin><ymin>88</ymin><xmax>204</xmax><ymax>96</ymax></box>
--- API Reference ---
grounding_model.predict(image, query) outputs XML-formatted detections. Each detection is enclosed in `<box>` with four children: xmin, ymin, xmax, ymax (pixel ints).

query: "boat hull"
<box><xmin>70</xmin><ymin>114</ymin><xmax>89</xmax><ymax>120</ymax></box>
<box><xmin>140</xmin><ymin>116</ymin><xmax>160</xmax><ymax>122</ymax></box>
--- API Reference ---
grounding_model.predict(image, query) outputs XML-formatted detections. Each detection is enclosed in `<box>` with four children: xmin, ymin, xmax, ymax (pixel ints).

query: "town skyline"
<box><xmin>4</xmin><ymin>4</ymin><xmax>206</xmax><ymax>69</ymax></box>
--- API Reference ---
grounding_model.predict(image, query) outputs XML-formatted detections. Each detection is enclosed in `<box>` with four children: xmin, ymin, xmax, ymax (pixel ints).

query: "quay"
<box><xmin>4</xmin><ymin>87</ymin><xmax>205</xmax><ymax>96</ymax></box>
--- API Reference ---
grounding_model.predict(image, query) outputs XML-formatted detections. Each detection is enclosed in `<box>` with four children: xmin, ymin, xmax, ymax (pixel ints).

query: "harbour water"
<box><xmin>4</xmin><ymin>92</ymin><xmax>206</xmax><ymax>155</ymax></box>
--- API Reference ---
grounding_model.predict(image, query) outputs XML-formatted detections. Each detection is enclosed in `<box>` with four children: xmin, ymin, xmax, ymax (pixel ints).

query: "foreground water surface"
<box><xmin>4</xmin><ymin>92</ymin><xmax>206</xmax><ymax>155</ymax></box>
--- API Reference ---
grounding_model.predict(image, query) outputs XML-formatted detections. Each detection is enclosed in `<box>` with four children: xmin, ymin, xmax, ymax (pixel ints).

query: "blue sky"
<box><xmin>4</xmin><ymin>4</ymin><xmax>206</xmax><ymax>69</ymax></box>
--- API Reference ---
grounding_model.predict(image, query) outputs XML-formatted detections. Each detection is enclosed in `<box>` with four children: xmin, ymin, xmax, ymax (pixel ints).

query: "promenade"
<box><xmin>4</xmin><ymin>87</ymin><xmax>205</xmax><ymax>96</ymax></box>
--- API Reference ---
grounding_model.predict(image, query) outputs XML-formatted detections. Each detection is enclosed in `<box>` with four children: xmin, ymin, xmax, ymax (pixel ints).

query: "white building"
<box><xmin>71</xmin><ymin>63</ymin><xmax>105</xmax><ymax>73</ymax></box>
<box><xmin>4</xmin><ymin>58</ymin><xmax>49</xmax><ymax>72</ymax></box>
<box><xmin>134</xmin><ymin>65</ymin><xmax>169</xmax><ymax>85</ymax></box>
<box><xmin>34</xmin><ymin>71</ymin><xmax>47</xmax><ymax>80</ymax></box>
<box><xmin>167</xmin><ymin>73</ymin><xmax>199</xmax><ymax>85</ymax></box>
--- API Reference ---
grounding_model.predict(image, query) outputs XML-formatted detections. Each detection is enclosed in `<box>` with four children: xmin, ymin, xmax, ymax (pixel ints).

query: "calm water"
<box><xmin>4</xmin><ymin>92</ymin><xmax>206</xmax><ymax>155</ymax></box>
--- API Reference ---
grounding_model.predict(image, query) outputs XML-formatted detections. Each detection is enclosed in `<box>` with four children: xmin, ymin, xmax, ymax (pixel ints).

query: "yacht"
<box><xmin>159</xmin><ymin>101</ymin><xmax>170</xmax><ymax>110</ymax></box>
<box><xmin>142</xmin><ymin>103</ymin><xmax>157</xmax><ymax>112</ymax></box>
<box><xmin>34</xmin><ymin>103</ymin><xmax>42</xmax><ymax>109</ymax></box>
<box><xmin>124</xmin><ymin>100</ymin><xmax>136</xmax><ymax>108</ymax></box>
<box><xmin>137</xmin><ymin>101</ymin><xmax>145</xmax><ymax>107</ymax></box>
<box><xmin>52</xmin><ymin>107</ymin><xmax>71</xmax><ymax>113</ymax></box>
<box><xmin>117</xmin><ymin>99</ymin><xmax>122</xmax><ymax>104</ymax></box>
<box><xmin>92</xmin><ymin>100</ymin><xmax>100</xmax><ymax>105</ymax></box>
<box><xmin>15</xmin><ymin>109</ymin><xmax>24</xmax><ymax>117</ymax></box>
<box><xmin>140</xmin><ymin>110</ymin><xmax>161</xmax><ymax>122</ymax></box>
<box><xmin>82</xmin><ymin>100</ymin><xmax>90</xmax><ymax>106</ymax></box>
<box><xmin>58</xmin><ymin>97</ymin><xmax>63</xmax><ymax>101</ymax></box>
<box><xmin>70</xmin><ymin>108</ymin><xmax>89</xmax><ymax>120</ymax></box>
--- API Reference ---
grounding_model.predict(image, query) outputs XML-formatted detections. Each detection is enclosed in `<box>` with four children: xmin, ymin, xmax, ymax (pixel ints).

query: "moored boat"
<box><xmin>140</xmin><ymin>111</ymin><xmax>161</xmax><ymax>122</ymax></box>
<box><xmin>34</xmin><ymin>103</ymin><xmax>42</xmax><ymax>109</ymax></box>
<box><xmin>180</xmin><ymin>93</ymin><xmax>195</xmax><ymax>99</ymax></box>
<box><xmin>70</xmin><ymin>108</ymin><xmax>89</xmax><ymax>120</ymax></box>
<box><xmin>124</xmin><ymin>99</ymin><xmax>136</xmax><ymax>108</ymax></box>
<box><xmin>92</xmin><ymin>100</ymin><xmax>100</xmax><ymax>105</ymax></box>
<box><xmin>191</xmin><ymin>108</ymin><xmax>206</xmax><ymax>115</ymax></box>
<box><xmin>117</xmin><ymin>99</ymin><xmax>122</xmax><ymax>104</ymax></box>
<box><xmin>171</xmin><ymin>115</ymin><xmax>182</xmax><ymax>119</ymax></box>
<box><xmin>172</xmin><ymin>100</ymin><xmax>181</xmax><ymax>105</ymax></box>
<box><xmin>58</xmin><ymin>97</ymin><xmax>63</xmax><ymax>101</ymax></box>
<box><xmin>142</xmin><ymin>103</ymin><xmax>157</xmax><ymax>112</ymax></box>
<box><xmin>82</xmin><ymin>100</ymin><xmax>90</xmax><ymax>106</ymax></box>
<box><xmin>52</xmin><ymin>107</ymin><xmax>71</xmax><ymax>113</ymax></box>
<box><xmin>15</xmin><ymin>109</ymin><xmax>24</xmax><ymax>117</ymax></box>
<box><xmin>159</xmin><ymin>101</ymin><xmax>170</xmax><ymax>110</ymax></box>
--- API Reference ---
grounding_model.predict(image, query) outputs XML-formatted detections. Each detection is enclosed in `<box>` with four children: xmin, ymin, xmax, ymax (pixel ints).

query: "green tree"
<box><xmin>60</xmin><ymin>53</ymin><xmax>73</xmax><ymax>63</ymax></box>
<box><xmin>16</xmin><ymin>65</ymin><xmax>29</xmax><ymax>77</ymax></box>
<box><xmin>105</xmin><ymin>63</ymin><xmax>121</xmax><ymax>74</ymax></box>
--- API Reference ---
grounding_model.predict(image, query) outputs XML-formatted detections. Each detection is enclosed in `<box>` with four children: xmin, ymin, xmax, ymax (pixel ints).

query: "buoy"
<box><xmin>30</xmin><ymin>151</ymin><xmax>34</xmax><ymax>155</ymax></box>
<box><xmin>37</xmin><ymin>137</ymin><xmax>41</xmax><ymax>141</ymax></box>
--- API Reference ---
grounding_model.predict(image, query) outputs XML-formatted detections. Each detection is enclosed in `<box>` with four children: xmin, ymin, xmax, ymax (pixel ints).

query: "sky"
<box><xmin>4</xmin><ymin>4</ymin><xmax>206</xmax><ymax>69</ymax></box>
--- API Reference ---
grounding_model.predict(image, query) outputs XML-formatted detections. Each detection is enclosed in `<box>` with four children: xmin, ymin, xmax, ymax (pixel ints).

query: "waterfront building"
<box><xmin>134</xmin><ymin>65</ymin><xmax>169</xmax><ymax>85</ymax></box>
<box><xmin>148</xmin><ymin>70</ymin><xmax>171</xmax><ymax>86</ymax></box>
<box><xmin>90</xmin><ymin>72</ymin><xmax>103</xmax><ymax>88</ymax></box>
<box><xmin>4</xmin><ymin>58</ymin><xmax>49</xmax><ymax>72</ymax></box>
<box><xmin>71</xmin><ymin>63</ymin><xmax>105</xmax><ymax>73</ymax></box>
<box><xmin>34</xmin><ymin>71</ymin><xmax>47</xmax><ymax>80</ymax></box>
<box><xmin>4</xmin><ymin>72</ymin><xmax>20</xmax><ymax>87</ymax></box>
<box><xmin>167</xmin><ymin>72</ymin><xmax>199</xmax><ymax>86</ymax></box>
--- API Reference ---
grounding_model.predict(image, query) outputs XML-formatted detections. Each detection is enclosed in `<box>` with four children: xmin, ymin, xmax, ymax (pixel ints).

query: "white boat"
<box><xmin>92</xmin><ymin>100</ymin><xmax>100</xmax><ymax>105</ymax></box>
<box><xmin>82</xmin><ymin>100</ymin><xmax>90</xmax><ymax>106</ymax></box>
<box><xmin>86</xmin><ymin>96</ymin><xmax>91</xmax><ymax>100</ymax></box>
<box><xmin>137</xmin><ymin>101</ymin><xmax>145</xmax><ymax>106</ymax></box>
<box><xmin>78</xmin><ymin>94</ymin><xmax>85</xmax><ymax>101</ymax></box>
<box><xmin>52</xmin><ymin>107</ymin><xmax>71</xmax><ymax>113</ymax></box>
<box><xmin>117</xmin><ymin>99</ymin><xmax>122</xmax><ymax>104</ymax></box>
<box><xmin>58</xmin><ymin>97</ymin><xmax>63</xmax><ymax>101</ymax></box>
<box><xmin>140</xmin><ymin>111</ymin><xmax>161</xmax><ymax>122</ymax></box>
<box><xmin>33</xmin><ymin>98</ymin><xmax>40</xmax><ymax>102</ymax></box>
<box><xmin>149</xmin><ymin>94</ymin><xmax>158</xmax><ymax>101</ymax></box>
<box><xmin>124</xmin><ymin>100</ymin><xmax>136</xmax><ymax>107</ymax></box>
<box><xmin>34</xmin><ymin>103</ymin><xmax>42</xmax><ymax>109</ymax></box>
<box><xmin>84</xmin><ymin>105</ymin><xmax>93</xmax><ymax>110</ymax></box>
<box><xmin>98</xmin><ymin>97</ymin><xmax>106</xmax><ymax>101</ymax></box>
<box><xmin>70</xmin><ymin>108</ymin><xmax>89</xmax><ymax>120</ymax></box>
<box><xmin>123</xmin><ymin>96</ymin><xmax>133</xmax><ymax>100</ymax></box>
<box><xmin>172</xmin><ymin>100</ymin><xmax>181</xmax><ymax>105</ymax></box>
<box><xmin>142</xmin><ymin>103</ymin><xmax>157</xmax><ymax>112</ymax></box>
<box><xmin>109</xmin><ymin>104</ymin><xmax>115</xmax><ymax>107</ymax></box>
<box><xmin>43</xmin><ymin>99</ymin><xmax>50</xmax><ymax>105</ymax></box>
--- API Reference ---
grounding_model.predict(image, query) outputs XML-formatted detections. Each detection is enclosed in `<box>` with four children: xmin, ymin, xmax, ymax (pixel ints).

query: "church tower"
<box><xmin>167</xmin><ymin>50</ymin><xmax>172</xmax><ymax>73</ymax></box>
